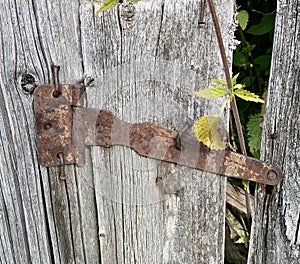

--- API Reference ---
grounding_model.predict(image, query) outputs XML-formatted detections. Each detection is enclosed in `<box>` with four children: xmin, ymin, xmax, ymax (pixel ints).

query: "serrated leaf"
<box><xmin>194</xmin><ymin>116</ymin><xmax>227</xmax><ymax>150</ymax></box>
<box><xmin>231</xmin><ymin>73</ymin><xmax>240</xmax><ymax>86</ymax></box>
<box><xmin>235</xmin><ymin>236</ymin><xmax>250</xmax><ymax>244</ymax></box>
<box><xmin>237</xmin><ymin>10</ymin><xmax>249</xmax><ymax>30</ymax></box>
<box><xmin>233</xmin><ymin>84</ymin><xmax>243</xmax><ymax>89</ymax></box>
<box><xmin>194</xmin><ymin>88</ymin><xmax>227</xmax><ymax>99</ymax></box>
<box><xmin>234</xmin><ymin>89</ymin><xmax>265</xmax><ymax>103</ymax></box>
<box><xmin>97</xmin><ymin>0</ymin><xmax>119</xmax><ymax>13</ymax></box>
<box><xmin>247</xmin><ymin>114</ymin><xmax>263</xmax><ymax>159</ymax></box>
<box><xmin>211</xmin><ymin>79</ymin><xmax>227</xmax><ymax>86</ymax></box>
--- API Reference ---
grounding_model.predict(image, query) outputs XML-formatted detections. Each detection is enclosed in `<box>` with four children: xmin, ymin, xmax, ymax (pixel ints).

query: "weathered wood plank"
<box><xmin>248</xmin><ymin>0</ymin><xmax>300</xmax><ymax>263</ymax></box>
<box><xmin>0</xmin><ymin>0</ymin><xmax>100</xmax><ymax>263</ymax></box>
<box><xmin>0</xmin><ymin>0</ymin><xmax>234</xmax><ymax>263</ymax></box>
<box><xmin>80</xmin><ymin>0</ymin><xmax>234</xmax><ymax>263</ymax></box>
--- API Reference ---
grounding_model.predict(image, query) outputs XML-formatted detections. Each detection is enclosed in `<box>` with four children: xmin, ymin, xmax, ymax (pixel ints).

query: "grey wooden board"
<box><xmin>0</xmin><ymin>0</ymin><xmax>234</xmax><ymax>263</ymax></box>
<box><xmin>248</xmin><ymin>0</ymin><xmax>300</xmax><ymax>263</ymax></box>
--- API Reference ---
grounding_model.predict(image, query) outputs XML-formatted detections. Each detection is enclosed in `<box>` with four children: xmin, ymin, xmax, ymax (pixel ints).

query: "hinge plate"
<box><xmin>33</xmin><ymin>84</ymin><xmax>282</xmax><ymax>185</ymax></box>
<box><xmin>33</xmin><ymin>84</ymin><xmax>84</xmax><ymax>166</ymax></box>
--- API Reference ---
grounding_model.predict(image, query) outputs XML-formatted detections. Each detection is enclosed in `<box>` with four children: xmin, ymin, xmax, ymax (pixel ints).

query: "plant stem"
<box><xmin>207</xmin><ymin>0</ymin><xmax>251</xmax><ymax>226</ymax></box>
<box><xmin>238</xmin><ymin>28</ymin><xmax>263</xmax><ymax>94</ymax></box>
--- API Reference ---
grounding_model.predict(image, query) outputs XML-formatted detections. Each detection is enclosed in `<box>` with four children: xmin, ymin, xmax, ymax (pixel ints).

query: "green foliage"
<box><xmin>234</xmin><ymin>89</ymin><xmax>265</xmax><ymax>103</ymax></box>
<box><xmin>194</xmin><ymin>87</ymin><xmax>227</xmax><ymax>99</ymax></box>
<box><xmin>194</xmin><ymin>116</ymin><xmax>227</xmax><ymax>150</ymax></box>
<box><xmin>233</xmin><ymin>1</ymin><xmax>276</xmax><ymax>158</ymax></box>
<box><xmin>242</xmin><ymin>180</ymin><xmax>249</xmax><ymax>191</ymax></box>
<box><xmin>235</xmin><ymin>235</ymin><xmax>250</xmax><ymax>244</ymax></box>
<box><xmin>194</xmin><ymin>76</ymin><xmax>264</xmax><ymax>150</ymax></box>
<box><xmin>246</xmin><ymin>14</ymin><xmax>275</xmax><ymax>35</ymax></box>
<box><xmin>97</xmin><ymin>0</ymin><xmax>119</xmax><ymax>12</ymax></box>
<box><xmin>237</xmin><ymin>10</ymin><xmax>249</xmax><ymax>30</ymax></box>
<box><xmin>97</xmin><ymin>0</ymin><xmax>142</xmax><ymax>13</ymax></box>
<box><xmin>246</xmin><ymin>114</ymin><xmax>263</xmax><ymax>159</ymax></box>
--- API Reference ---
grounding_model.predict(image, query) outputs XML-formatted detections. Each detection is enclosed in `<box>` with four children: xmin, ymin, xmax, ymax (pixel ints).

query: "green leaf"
<box><xmin>241</xmin><ymin>76</ymin><xmax>255</xmax><ymax>87</ymax></box>
<box><xmin>211</xmin><ymin>79</ymin><xmax>227</xmax><ymax>86</ymax></box>
<box><xmin>247</xmin><ymin>114</ymin><xmax>263</xmax><ymax>159</ymax></box>
<box><xmin>254</xmin><ymin>55</ymin><xmax>271</xmax><ymax>74</ymax></box>
<box><xmin>231</xmin><ymin>73</ymin><xmax>240</xmax><ymax>86</ymax></box>
<box><xmin>233</xmin><ymin>84</ymin><xmax>243</xmax><ymax>89</ymax></box>
<box><xmin>237</xmin><ymin>10</ymin><xmax>249</xmax><ymax>30</ymax></box>
<box><xmin>97</xmin><ymin>0</ymin><xmax>119</xmax><ymax>13</ymax></box>
<box><xmin>194</xmin><ymin>116</ymin><xmax>227</xmax><ymax>150</ymax></box>
<box><xmin>242</xmin><ymin>44</ymin><xmax>256</xmax><ymax>56</ymax></box>
<box><xmin>246</xmin><ymin>14</ymin><xmax>275</xmax><ymax>35</ymax></box>
<box><xmin>234</xmin><ymin>52</ymin><xmax>247</xmax><ymax>67</ymax></box>
<box><xmin>194</xmin><ymin>88</ymin><xmax>227</xmax><ymax>99</ymax></box>
<box><xmin>234</xmin><ymin>89</ymin><xmax>265</xmax><ymax>103</ymax></box>
<box><xmin>235</xmin><ymin>236</ymin><xmax>250</xmax><ymax>244</ymax></box>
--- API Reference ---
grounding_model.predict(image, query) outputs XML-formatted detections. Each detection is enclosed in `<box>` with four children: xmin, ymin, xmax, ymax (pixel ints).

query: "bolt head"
<box><xmin>267</xmin><ymin>170</ymin><xmax>277</xmax><ymax>180</ymax></box>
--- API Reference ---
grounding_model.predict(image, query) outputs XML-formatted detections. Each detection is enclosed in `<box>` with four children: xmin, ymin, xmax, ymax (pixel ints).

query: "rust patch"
<box><xmin>33</xmin><ymin>84</ymin><xmax>84</xmax><ymax>166</ymax></box>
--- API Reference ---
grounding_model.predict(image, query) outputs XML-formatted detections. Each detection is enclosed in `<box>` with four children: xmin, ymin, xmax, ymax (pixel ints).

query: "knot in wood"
<box><xmin>18</xmin><ymin>73</ymin><xmax>37</xmax><ymax>94</ymax></box>
<box><xmin>120</xmin><ymin>3</ymin><xmax>136</xmax><ymax>20</ymax></box>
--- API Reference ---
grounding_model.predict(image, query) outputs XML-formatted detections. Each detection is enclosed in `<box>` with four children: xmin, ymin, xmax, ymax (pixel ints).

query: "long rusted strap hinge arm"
<box><xmin>33</xmin><ymin>84</ymin><xmax>282</xmax><ymax>185</ymax></box>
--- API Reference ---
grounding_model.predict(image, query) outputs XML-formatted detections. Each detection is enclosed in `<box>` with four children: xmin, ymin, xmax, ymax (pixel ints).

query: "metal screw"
<box><xmin>267</xmin><ymin>170</ymin><xmax>277</xmax><ymax>180</ymax></box>
<box><xmin>96</xmin><ymin>123</ymin><xmax>104</xmax><ymax>133</ymax></box>
<box><xmin>44</xmin><ymin>123</ymin><xmax>52</xmax><ymax>130</ymax></box>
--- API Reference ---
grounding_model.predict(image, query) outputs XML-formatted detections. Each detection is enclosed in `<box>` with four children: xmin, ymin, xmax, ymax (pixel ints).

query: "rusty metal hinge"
<box><xmin>33</xmin><ymin>73</ymin><xmax>282</xmax><ymax>185</ymax></box>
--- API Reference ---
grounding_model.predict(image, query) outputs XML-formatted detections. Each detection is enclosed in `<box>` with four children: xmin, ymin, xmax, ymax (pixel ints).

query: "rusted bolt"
<box><xmin>44</xmin><ymin>123</ymin><xmax>52</xmax><ymax>130</ymax></box>
<box><xmin>267</xmin><ymin>170</ymin><xmax>277</xmax><ymax>180</ymax></box>
<box><xmin>96</xmin><ymin>123</ymin><xmax>104</xmax><ymax>133</ymax></box>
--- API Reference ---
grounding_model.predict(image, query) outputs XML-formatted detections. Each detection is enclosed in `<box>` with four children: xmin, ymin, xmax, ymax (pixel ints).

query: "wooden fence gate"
<box><xmin>1</xmin><ymin>0</ymin><xmax>299</xmax><ymax>264</ymax></box>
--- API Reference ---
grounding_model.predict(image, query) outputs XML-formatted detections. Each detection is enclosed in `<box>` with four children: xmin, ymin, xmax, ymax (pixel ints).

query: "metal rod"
<box><xmin>207</xmin><ymin>0</ymin><xmax>251</xmax><ymax>225</ymax></box>
<box><xmin>52</xmin><ymin>65</ymin><xmax>61</xmax><ymax>97</ymax></box>
<box><xmin>199</xmin><ymin>0</ymin><xmax>206</xmax><ymax>26</ymax></box>
<box><xmin>58</xmin><ymin>152</ymin><xmax>67</xmax><ymax>180</ymax></box>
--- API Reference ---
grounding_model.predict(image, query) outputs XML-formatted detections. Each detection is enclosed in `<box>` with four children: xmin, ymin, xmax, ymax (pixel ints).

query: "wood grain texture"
<box><xmin>248</xmin><ymin>0</ymin><xmax>300</xmax><ymax>263</ymax></box>
<box><xmin>0</xmin><ymin>0</ymin><xmax>234</xmax><ymax>263</ymax></box>
<box><xmin>81</xmin><ymin>0</ymin><xmax>233</xmax><ymax>263</ymax></box>
<box><xmin>0</xmin><ymin>0</ymin><xmax>96</xmax><ymax>263</ymax></box>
